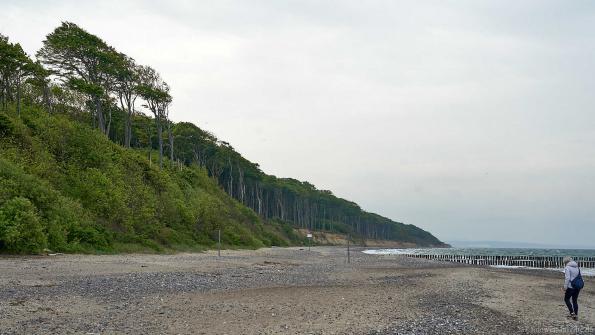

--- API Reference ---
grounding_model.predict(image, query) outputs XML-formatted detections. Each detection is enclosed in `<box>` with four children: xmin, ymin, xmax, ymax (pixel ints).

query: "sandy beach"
<box><xmin>0</xmin><ymin>247</ymin><xmax>593</xmax><ymax>334</ymax></box>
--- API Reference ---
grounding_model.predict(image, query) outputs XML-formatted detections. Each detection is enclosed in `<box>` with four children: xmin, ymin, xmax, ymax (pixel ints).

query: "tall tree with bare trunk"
<box><xmin>37</xmin><ymin>22</ymin><xmax>117</xmax><ymax>134</ymax></box>
<box><xmin>137</xmin><ymin>65</ymin><xmax>172</xmax><ymax>169</ymax></box>
<box><xmin>113</xmin><ymin>53</ymin><xmax>141</xmax><ymax>148</ymax></box>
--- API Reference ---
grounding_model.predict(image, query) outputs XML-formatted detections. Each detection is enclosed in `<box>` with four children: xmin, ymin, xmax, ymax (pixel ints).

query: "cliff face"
<box><xmin>296</xmin><ymin>229</ymin><xmax>447</xmax><ymax>248</ymax></box>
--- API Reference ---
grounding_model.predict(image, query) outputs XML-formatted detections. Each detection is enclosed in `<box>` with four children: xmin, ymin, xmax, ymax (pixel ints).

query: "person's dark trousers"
<box><xmin>564</xmin><ymin>288</ymin><xmax>580</xmax><ymax>315</ymax></box>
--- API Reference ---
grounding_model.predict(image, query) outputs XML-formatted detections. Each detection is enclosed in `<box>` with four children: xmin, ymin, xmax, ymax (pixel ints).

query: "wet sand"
<box><xmin>0</xmin><ymin>247</ymin><xmax>593</xmax><ymax>334</ymax></box>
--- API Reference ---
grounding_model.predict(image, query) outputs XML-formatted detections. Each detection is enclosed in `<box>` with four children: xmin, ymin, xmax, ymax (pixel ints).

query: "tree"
<box><xmin>137</xmin><ymin>65</ymin><xmax>172</xmax><ymax>169</ymax></box>
<box><xmin>0</xmin><ymin>34</ymin><xmax>37</xmax><ymax>115</ymax></box>
<box><xmin>25</xmin><ymin>61</ymin><xmax>53</xmax><ymax>112</ymax></box>
<box><xmin>37</xmin><ymin>22</ymin><xmax>118</xmax><ymax>134</ymax></box>
<box><xmin>0</xmin><ymin>34</ymin><xmax>14</xmax><ymax>110</ymax></box>
<box><xmin>165</xmin><ymin>105</ymin><xmax>174</xmax><ymax>165</ymax></box>
<box><xmin>113</xmin><ymin>53</ymin><xmax>141</xmax><ymax>148</ymax></box>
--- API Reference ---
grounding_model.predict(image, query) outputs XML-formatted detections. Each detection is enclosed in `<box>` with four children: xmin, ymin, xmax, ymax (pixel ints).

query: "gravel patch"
<box><xmin>0</xmin><ymin>247</ymin><xmax>593</xmax><ymax>334</ymax></box>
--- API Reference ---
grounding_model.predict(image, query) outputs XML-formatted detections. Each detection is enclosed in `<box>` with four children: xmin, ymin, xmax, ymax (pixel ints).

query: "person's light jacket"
<box><xmin>564</xmin><ymin>260</ymin><xmax>580</xmax><ymax>290</ymax></box>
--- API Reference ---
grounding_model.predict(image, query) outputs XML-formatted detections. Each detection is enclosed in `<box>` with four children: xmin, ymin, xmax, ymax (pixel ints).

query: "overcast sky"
<box><xmin>2</xmin><ymin>0</ymin><xmax>594</xmax><ymax>247</ymax></box>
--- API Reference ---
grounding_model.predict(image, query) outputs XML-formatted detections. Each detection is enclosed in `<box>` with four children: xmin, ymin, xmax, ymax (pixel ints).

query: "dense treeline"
<box><xmin>154</xmin><ymin>119</ymin><xmax>440</xmax><ymax>245</ymax></box>
<box><xmin>0</xmin><ymin>22</ymin><xmax>444</xmax><ymax>252</ymax></box>
<box><xmin>172</xmin><ymin>122</ymin><xmax>442</xmax><ymax>245</ymax></box>
<box><xmin>2</xmin><ymin>23</ymin><xmax>174</xmax><ymax>169</ymax></box>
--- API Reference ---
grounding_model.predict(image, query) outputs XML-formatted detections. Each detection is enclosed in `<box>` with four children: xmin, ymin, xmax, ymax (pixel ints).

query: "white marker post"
<box><xmin>347</xmin><ymin>234</ymin><xmax>350</xmax><ymax>263</ymax></box>
<box><xmin>218</xmin><ymin>229</ymin><xmax>221</xmax><ymax>257</ymax></box>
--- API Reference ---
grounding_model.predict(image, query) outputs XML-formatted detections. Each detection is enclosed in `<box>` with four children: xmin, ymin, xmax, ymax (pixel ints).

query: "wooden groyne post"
<box><xmin>403</xmin><ymin>254</ymin><xmax>595</xmax><ymax>268</ymax></box>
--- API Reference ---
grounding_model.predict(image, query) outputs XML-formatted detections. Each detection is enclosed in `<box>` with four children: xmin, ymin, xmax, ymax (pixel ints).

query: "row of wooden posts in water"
<box><xmin>405</xmin><ymin>254</ymin><xmax>595</xmax><ymax>268</ymax></box>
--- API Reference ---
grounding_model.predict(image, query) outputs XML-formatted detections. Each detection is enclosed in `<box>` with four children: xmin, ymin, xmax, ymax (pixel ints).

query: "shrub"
<box><xmin>0</xmin><ymin>197</ymin><xmax>47</xmax><ymax>253</ymax></box>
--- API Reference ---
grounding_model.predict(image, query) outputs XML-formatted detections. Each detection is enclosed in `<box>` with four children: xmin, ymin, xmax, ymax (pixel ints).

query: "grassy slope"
<box><xmin>0</xmin><ymin>106</ymin><xmax>301</xmax><ymax>253</ymax></box>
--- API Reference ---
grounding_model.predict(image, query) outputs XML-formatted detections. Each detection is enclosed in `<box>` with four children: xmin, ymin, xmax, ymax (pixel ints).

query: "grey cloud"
<box><xmin>1</xmin><ymin>0</ymin><xmax>594</xmax><ymax>246</ymax></box>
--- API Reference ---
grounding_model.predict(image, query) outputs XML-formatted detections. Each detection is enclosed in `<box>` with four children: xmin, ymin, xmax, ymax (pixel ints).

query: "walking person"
<box><xmin>562</xmin><ymin>256</ymin><xmax>584</xmax><ymax>320</ymax></box>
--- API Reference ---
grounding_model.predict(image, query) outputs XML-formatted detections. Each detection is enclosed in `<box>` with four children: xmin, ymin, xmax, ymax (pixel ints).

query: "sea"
<box><xmin>363</xmin><ymin>247</ymin><xmax>595</xmax><ymax>276</ymax></box>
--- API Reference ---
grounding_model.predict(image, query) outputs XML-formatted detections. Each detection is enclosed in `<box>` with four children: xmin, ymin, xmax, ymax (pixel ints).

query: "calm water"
<box><xmin>364</xmin><ymin>247</ymin><xmax>595</xmax><ymax>258</ymax></box>
<box><xmin>363</xmin><ymin>247</ymin><xmax>595</xmax><ymax>275</ymax></box>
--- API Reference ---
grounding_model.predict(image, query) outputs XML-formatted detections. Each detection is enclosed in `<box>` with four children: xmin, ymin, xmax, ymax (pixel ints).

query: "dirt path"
<box><xmin>0</xmin><ymin>247</ymin><xmax>593</xmax><ymax>334</ymax></box>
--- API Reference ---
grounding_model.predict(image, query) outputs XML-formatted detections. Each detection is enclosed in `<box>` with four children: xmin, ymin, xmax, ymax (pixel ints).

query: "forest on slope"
<box><xmin>0</xmin><ymin>106</ymin><xmax>302</xmax><ymax>253</ymax></box>
<box><xmin>0</xmin><ymin>22</ymin><xmax>445</xmax><ymax>253</ymax></box>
